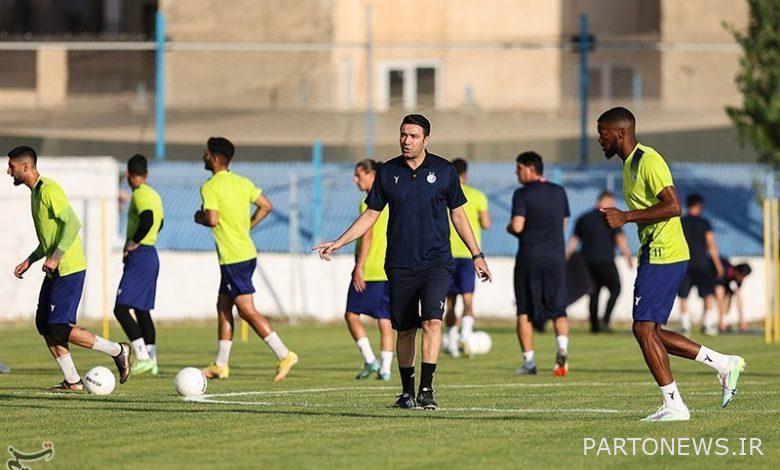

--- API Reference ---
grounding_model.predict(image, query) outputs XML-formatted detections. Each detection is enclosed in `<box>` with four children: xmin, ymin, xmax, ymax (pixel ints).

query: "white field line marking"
<box><xmin>186</xmin><ymin>395</ymin><xmax>621</xmax><ymax>414</ymax></box>
<box><xmin>187</xmin><ymin>380</ymin><xmax>775</xmax><ymax>399</ymax></box>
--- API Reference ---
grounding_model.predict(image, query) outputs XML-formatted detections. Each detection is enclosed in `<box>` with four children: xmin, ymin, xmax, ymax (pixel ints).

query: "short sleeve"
<box><xmin>641</xmin><ymin>153</ymin><xmax>674</xmax><ymax>198</ymax></box>
<box><xmin>133</xmin><ymin>189</ymin><xmax>153</xmax><ymax>212</ymax></box>
<box><xmin>476</xmin><ymin>191</ymin><xmax>489</xmax><ymax>212</ymax></box>
<box><xmin>365</xmin><ymin>166</ymin><xmax>386</xmax><ymax>211</ymax></box>
<box><xmin>246</xmin><ymin>178</ymin><xmax>263</xmax><ymax>204</ymax></box>
<box><xmin>201</xmin><ymin>181</ymin><xmax>219</xmax><ymax>211</ymax></box>
<box><xmin>359</xmin><ymin>201</ymin><xmax>367</xmax><ymax>215</ymax></box>
<box><xmin>42</xmin><ymin>184</ymin><xmax>70</xmax><ymax>218</ymax></box>
<box><xmin>511</xmin><ymin>189</ymin><xmax>526</xmax><ymax>217</ymax></box>
<box><xmin>446</xmin><ymin>168</ymin><xmax>467</xmax><ymax>209</ymax></box>
<box><xmin>703</xmin><ymin>218</ymin><xmax>713</xmax><ymax>233</ymax></box>
<box><xmin>562</xmin><ymin>188</ymin><xmax>571</xmax><ymax>218</ymax></box>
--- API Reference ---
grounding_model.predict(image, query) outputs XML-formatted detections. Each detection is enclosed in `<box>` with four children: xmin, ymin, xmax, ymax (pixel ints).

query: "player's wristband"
<box><xmin>472</xmin><ymin>252</ymin><xmax>485</xmax><ymax>260</ymax></box>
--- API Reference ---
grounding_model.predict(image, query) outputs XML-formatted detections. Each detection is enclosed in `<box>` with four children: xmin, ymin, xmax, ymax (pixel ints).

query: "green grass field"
<box><xmin>1</xmin><ymin>321</ymin><xmax>778</xmax><ymax>469</ymax></box>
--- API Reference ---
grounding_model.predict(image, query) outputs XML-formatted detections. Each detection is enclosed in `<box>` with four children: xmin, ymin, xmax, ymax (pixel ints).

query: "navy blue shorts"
<box><xmin>219</xmin><ymin>259</ymin><xmax>257</xmax><ymax>299</ymax></box>
<box><xmin>387</xmin><ymin>265</ymin><xmax>451</xmax><ymax>331</ymax></box>
<box><xmin>346</xmin><ymin>281</ymin><xmax>391</xmax><ymax>319</ymax></box>
<box><xmin>634</xmin><ymin>261</ymin><xmax>688</xmax><ymax>324</ymax></box>
<box><xmin>448</xmin><ymin>258</ymin><xmax>476</xmax><ymax>295</ymax></box>
<box><xmin>117</xmin><ymin>245</ymin><xmax>159</xmax><ymax>311</ymax></box>
<box><xmin>514</xmin><ymin>260</ymin><xmax>567</xmax><ymax>320</ymax></box>
<box><xmin>36</xmin><ymin>270</ymin><xmax>86</xmax><ymax>336</ymax></box>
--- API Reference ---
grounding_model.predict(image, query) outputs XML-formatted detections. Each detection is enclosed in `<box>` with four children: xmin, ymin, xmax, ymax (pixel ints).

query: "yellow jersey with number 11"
<box><xmin>622</xmin><ymin>143</ymin><xmax>689</xmax><ymax>265</ymax></box>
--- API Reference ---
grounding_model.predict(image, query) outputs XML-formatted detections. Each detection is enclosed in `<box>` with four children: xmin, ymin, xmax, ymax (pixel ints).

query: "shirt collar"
<box><xmin>626</xmin><ymin>143</ymin><xmax>641</xmax><ymax>162</ymax></box>
<box><xmin>402</xmin><ymin>151</ymin><xmax>430</xmax><ymax>171</ymax></box>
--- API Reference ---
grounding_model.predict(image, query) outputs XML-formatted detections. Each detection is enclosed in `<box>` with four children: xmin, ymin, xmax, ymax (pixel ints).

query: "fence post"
<box><xmin>578</xmin><ymin>13</ymin><xmax>590</xmax><ymax>167</ymax></box>
<box><xmin>311</xmin><ymin>140</ymin><xmax>323</xmax><ymax>244</ymax></box>
<box><xmin>155</xmin><ymin>10</ymin><xmax>166</xmax><ymax>161</ymax></box>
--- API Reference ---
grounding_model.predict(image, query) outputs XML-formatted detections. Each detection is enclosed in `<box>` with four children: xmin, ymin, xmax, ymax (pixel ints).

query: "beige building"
<box><xmin>0</xmin><ymin>0</ymin><xmax>749</xmax><ymax>115</ymax></box>
<box><xmin>162</xmin><ymin>0</ymin><xmax>748</xmax><ymax>112</ymax></box>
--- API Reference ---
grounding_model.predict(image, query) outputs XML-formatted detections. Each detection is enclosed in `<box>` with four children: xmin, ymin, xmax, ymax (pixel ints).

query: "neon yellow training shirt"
<box><xmin>200</xmin><ymin>170</ymin><xmax>263</xmax><ymax>265</ymax></box>
<box><xmin>31</xmin><ymin>177</ymin><xmax>87</xmax><ymax>276</ymax></box>
<box><xmin>127</xmin><ymin>183</ymin><xmax>164</xmax><ymax>246</ymax></box>
<box><xmin>450</xmin><ymin>184</ymin><xmax>489</xmax><ymax>259</ymax></box>
<box><xmin>356</xmin><ymin>201</ymin><xmax>389</xmax><ymax>282</ymax></box>
<box><xmin>622</xmin><ymin>143</ymin><xmax>690</xmax><ymax>264</ymax></box>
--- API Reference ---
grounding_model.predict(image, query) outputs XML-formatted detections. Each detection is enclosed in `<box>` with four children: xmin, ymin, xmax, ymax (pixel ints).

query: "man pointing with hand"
<box><xmin>315</xmin><ymin>114</ymin><xmax>491</xmax><ymax>410</ymax></box>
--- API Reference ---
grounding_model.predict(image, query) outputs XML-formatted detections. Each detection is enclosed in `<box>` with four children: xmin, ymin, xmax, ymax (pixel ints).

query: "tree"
<box><xmin>726</xmin><ymin>0</ymin><xmax>780</xmax><ymax>168</ymax></box>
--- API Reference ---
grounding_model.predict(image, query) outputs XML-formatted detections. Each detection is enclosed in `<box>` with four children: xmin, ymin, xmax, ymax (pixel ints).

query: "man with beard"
<box><xmin>597</xmin><ymin>107</ymin><xmax>744</xmax><ymax>421</ymax></box>
<box><xmin>196</xmin><ymin>137</ymin><xmax>298</xmax><ymax>381</ymax></box>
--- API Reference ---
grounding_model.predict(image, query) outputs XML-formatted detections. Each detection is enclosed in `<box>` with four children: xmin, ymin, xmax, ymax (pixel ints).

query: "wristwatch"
<box><xmin>472</xmin><ymin>252</ymin><xmax>485</xmax><ymax>260</ymax></box>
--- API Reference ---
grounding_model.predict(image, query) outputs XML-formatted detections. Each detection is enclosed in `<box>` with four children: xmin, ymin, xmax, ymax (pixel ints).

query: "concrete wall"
<box><xmin>659</xmin><ymin>0</ymin><xmax>748</xmax><ymax>109</ymax></box>
<box><xmin>1</xmin><ymin>248</ymin><xmax>768</xmax><ymax>327</ymax></box>
<box><xmin>162</xmin><ymin>0</ymin><xmax>335</xmax><ymax>109</ymax></box>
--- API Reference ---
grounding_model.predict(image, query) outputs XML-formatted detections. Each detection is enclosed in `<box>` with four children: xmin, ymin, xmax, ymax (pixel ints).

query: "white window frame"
<box><xmin>376</xmin><ymin>60</ymin><xmax>443</xmax><ymax>111</ymax></box>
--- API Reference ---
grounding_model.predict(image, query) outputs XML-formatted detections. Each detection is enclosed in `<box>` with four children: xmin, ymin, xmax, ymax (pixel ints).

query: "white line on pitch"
<box><xmin>187</xmin><ymin>396</ymin><xmax>620</xmax><ymax>414</ymax></box>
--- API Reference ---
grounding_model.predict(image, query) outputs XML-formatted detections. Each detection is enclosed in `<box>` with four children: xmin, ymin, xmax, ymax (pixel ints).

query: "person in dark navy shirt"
<box><xmin>314</xmin><ymin>114</ymin><xmax>492</xmax><ymax>410</ymax></box>
<box><xmin>676</xmin><ymin>194</ymin><xmax>724</xmax><ymax>336</ymax></box>
<box><xmin>566</xmin><ymin>190</ymin><xmax>633</xmax><ymax>333</ymax></box>
<box><xmin>716</xmin><ymin>257</ymin><xmax>752</xmax><ymax>333</ymax></box>
<box><xmin>507</xmin><ymin>151</ymin><xmax>570</xmax><ymax>377</ymax></box>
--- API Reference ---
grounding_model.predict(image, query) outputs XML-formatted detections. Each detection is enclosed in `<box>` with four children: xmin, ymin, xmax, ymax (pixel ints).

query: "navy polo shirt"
<box><xmin>365</xmin><ymin>152</ymin><xmax>467</xmax><ymax>269</ymax></box>
<box><xmin>511</xmin><ymin>180</ymin><xmax>570</xmax><ymax>265</ymax></box>
<box><xmin>681</xmin><ymin>214</ymin><xmax>713</xmax><ymax>268</ymax></box>
<box><xmin>574</xmin><ymin>208</ymin><xmax>622</xmax><ymax>264</ymax></box>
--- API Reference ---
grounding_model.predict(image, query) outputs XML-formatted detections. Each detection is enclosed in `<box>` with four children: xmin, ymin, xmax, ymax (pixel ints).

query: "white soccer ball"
<box><xmin>175</xmin><ymin>367</ymin><xmax>207</xmax><ymax>397</ymax></box>
<box><xmin>84</xmin><ymin>366</ymin><xmax>116</xmax><ymax>395</ymax></box>
<box><xmin>463</xmin><ymin>331</ymin><xmax>492</xmax><ymax>356</ymax></box>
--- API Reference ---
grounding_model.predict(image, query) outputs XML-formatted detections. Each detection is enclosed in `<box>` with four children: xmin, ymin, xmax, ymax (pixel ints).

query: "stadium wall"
<box><xmin>0</xmin><ymin>249</ymin><xmax>766</xmax><ymax>326</ymax></box>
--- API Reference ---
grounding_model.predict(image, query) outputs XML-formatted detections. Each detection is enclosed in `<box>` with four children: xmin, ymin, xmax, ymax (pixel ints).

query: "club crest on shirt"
<box><xmin>427</xmin><ymin>172</ymin><xmax>436</xmax><ymax>184</ymax></box>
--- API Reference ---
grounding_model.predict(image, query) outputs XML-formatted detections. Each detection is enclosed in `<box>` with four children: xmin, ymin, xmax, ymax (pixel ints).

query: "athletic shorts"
<box><xmin>219</xmin><ymin>259</ymin><xmax>257</xmax><ymax>299</ymax></box>
<box><xmin>36</xmin><ymin>270</ymin><xmax>86</xmax><ymax>336</ymax></box>
<box><xmin>514</xmin><ymin>260</ymin><xmax>567</xmax><ymax>320</ymax></box>
<box><xmin>387</xmin><ymin>265</ymin><xmax>451</xmax><ymax>331</ymax></box>
<box><xmin>448</xmin><ymin>258</ymin><xmax>476</xmax><ymax>296</ymax></box>
<box><xmin>116</xmin><ymin>245</ymin><xmax>159</xmax><ymax>311</ymax></box>
<box><xmin>634</xmin><ymin>261</ymin><xmax>688</xmax><ymax>324</ymax></box>
<box><xmin>677</xmin><ymin>262</ymin><xmax>716</xmax><ymax>298</ymax></box>
<box><xmin>346</xmin><ymin>281</ymin><xmax>391</xmax><ymax>320</ymax></box>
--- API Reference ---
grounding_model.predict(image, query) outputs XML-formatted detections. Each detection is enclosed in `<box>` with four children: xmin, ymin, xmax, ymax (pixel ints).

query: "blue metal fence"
<box><xmin>123</xmin><ymin>161</ymin><xmax>768</xmax><ymax>257</ymax></box>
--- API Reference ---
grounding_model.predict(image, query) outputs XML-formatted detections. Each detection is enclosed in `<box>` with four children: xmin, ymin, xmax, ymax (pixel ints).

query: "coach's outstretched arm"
<box><xmin>313</xmin><ymin>209</ymin><xmax>381</xmax><ymax>261</ymax></box>
<box><xmin>601</xmin><ymin>186</ymin><xmax>681</xmax><ymax>229</ymax></box>
<box><xmin>451</xmin><ymin>206</ymin><xmax>492</xmax><ymax>282</ymax></box>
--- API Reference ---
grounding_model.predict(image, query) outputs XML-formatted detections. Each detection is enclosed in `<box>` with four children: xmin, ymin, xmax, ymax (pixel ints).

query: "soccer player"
<box><xmin>507</xmin><ymin>152</ymin><xmax>570</xmax><ymax>376</ymax></box>
<box><xmin>315</xmin><ymin>114</ymin><xmax>491</xmax><ymax>410</ymax></box>
<box><xmin>566</xmin><ymin>190</ymin><xmax>633</xmax><ymax>333</ymax></box>
<box><xmin>113</xmin><ymin>154</ymin><xmax>164</xmax><ymax>375</ymax></box>
<box><xmin>8</xmin><ymin>145</ymin><xmax>131</xmax><ymax>391</ymax></box>
<box><xmin>677</xmin><ymin>194</ymin><xmax>725</xmax><ymax>336</ymax></box>
<box><xmin>444</xmin><ymin>158</ymin><xmax>491</xmax><ymax>357</ymax></box>
<box><xmin>598</xmin><ymin>107</ymin><xmax>745</xmax><ymax>421</ymax></box>
<box><xmin>716</xmin><ymin>258</ymin><xmax>752</xmax><ymax>332</ymax></box>
<box><xmin>346</xmin><ymin>159</ymin><xmax>394</xmax><ymax>381</ymax></box>
<box><xmin>195</xmin><ymin>137</ymin><xmax>298</xmax><ymax>382</ymax></box>
<box><xmin>0</xmin><ymin>361</ymin><xmax>9</xmax><ymax>373</ymax></box>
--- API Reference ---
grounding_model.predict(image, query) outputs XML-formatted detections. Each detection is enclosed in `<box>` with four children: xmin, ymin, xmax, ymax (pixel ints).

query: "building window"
<box><xmin>377</xmin><ymin>61</ymin><xmax>442</xmax><ymax>111</ymax></box>
<box><xmin>588</xmin><ymin>63</ymin><xmax>642</xmax><ymax>104</ymax></box>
